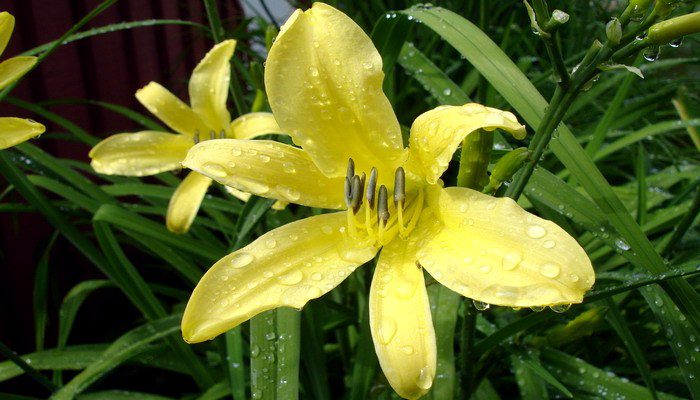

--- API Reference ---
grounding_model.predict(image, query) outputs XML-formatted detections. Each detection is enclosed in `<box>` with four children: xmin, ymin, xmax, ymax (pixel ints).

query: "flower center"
<box><xmin>344</xmin><ymin>158</ymin><xmax>424</xmax><ymax>246</ymax></box>
<box><xmin>193</xmin><ymin>129</ymin><xmax>227</xmax><ymax>144</ymax></box>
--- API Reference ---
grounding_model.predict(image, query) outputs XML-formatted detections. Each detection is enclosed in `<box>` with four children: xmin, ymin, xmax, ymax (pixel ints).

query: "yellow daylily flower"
<box><xmin>0</xmin><ymin>11</ymin><xmax>45</xmax><ymax>149</ymax></box>
<box><xmin>181</xmin><ymin>3</ymin><xmax>595</xmax><ymax>399</ymax></box>
<box><xmin>88</xmin><ymin>39</ymin><xmax>282</xmax><ymax>233</ymax></box>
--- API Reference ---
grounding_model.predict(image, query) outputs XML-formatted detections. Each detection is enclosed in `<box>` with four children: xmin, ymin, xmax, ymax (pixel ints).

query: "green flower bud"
<box><xmin>606</xmin><ymin>18</ymin><xmax>622</xmax><ymax>45</ymax></box>
<box><xmin>647</xmin><ymin>12</ymin><xmax>700</xmax><ymax>45</ymax></box>
<box><xmin>653</xmin><ymin>0</ymin><xmax>683</xmax><ymax>19</ymax></box>
<box><xmin>628</xmin><ymin>0</ymin><xmax>653</xmax><ymax>22</ymax></box>
<box><xmin>483</xmin><ymin>147</ymin><xmax>530</xmax><ymax>194</ymax></box>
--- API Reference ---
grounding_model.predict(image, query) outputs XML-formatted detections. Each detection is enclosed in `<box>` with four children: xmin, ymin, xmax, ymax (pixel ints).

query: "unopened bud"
<box><xmin>648</xmin><ymin>12</ymin><xmax>700</xmax><ymax>45</ymax></box>
<box><xmin>653</xmin><ymin>0</ymin><xmax>683</xmax><ymax>19</ymax></box>
<box><xmin>606</xmin><ymin>18</ymin><xmax>622</xmax><ymax>45</ymax></box>
<box><xmin>483</xmin><ymin>148</ymin><xmax>530</xmax><ymax>194</ymax></box>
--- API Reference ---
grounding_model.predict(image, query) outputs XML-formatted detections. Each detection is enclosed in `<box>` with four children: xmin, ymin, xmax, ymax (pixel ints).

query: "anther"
<box><xmin>393</xmin><ymin>167</ymin><xmax>405</xmax><ymax>208</ymax></box>
<box><xmin>219</xmin><ymin>130</ymin><xmax>226</xmax><ymax>139</ymax></box>
<box><xmin>366</xmin><ymin>167</ymin><xmax>377</xmax><ymax>209</ymax></box>
<box><xmin>344</xmin><ymin>177</ymin><xmax>353</xmax><ymax>207</ymax></box>
<box><xmin>350</xmin><ymin>175</ymin><xmax>363</xmax><ymax>214</ymax></box>
<box><xmin>346</xmin><ymin>158</ymin><xmax>355</xmax><ymax>181</ymax></box>
<box><xmin>209</xmin><ymin>130</ymin><xmax>216</xmax><ymax>140</ymax></box>
<box><xmin>193</xmin><ymin>130</ymin><xmax>200</xmax><ymax>144</ymax></box>
<box><xmin>377</xmin><ymin>185</ymin><xmax>390</xmax><ymax>224</ymax></box>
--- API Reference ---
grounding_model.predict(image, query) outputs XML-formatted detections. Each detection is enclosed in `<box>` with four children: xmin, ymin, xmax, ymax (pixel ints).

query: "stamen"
<box><xmin>193</xmin><ymin>130</ymin><xmax>200</xmax><ymax>144</ymax></box>
<box><xmin>346</xmin><ymin>158</ymin><xmax>355</xmax><ymax>181</ymax></box>
<box><xmin>366</xmin><ymin>167</ymin><xmax>377</xmax><ymax>209</ymax></box>
<box><xmin>209</xmin><ymin>130</ymin><xmax>216</xmax><ymax>140</ymax></box>
<box><xmin>377</xmin><ymin>185</ymin><xmax>390</xmax><ymax>224</ymax></box>
<box><xmin>344</xmin><ymin>177</ymin><xmax>352</xmax><ymax>207</ymax></box>
<box><xmin>393</xmin><ymin>167</ymin><xmax>405</xmax><ymax>208</ymax></box>
<box><xmin>350</xmin><ymin>175</ymin><xmax>363</xmax><ymax>214</ymax></box>
<box><xmin>400</xmin><ymin>189</ymin><xmax>424</xmax><ymax>239</ymax></box>
<box><xmin>219</xmin><ymin>130</ymin><xmax>226</xmax><ymax>139</ymax></box>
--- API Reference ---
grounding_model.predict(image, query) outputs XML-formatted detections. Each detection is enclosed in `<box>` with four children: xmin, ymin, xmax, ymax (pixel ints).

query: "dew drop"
<box><xmin>311</xmin><ymin>272</ymin><xmax>323</xmax><ymax>281</ymax></box>
<box><xmin>502</xmin><ymin>251</ymin><xmax>522</xmax><ymax>271</ymax></box>
<box><xmin>530</xmin><ymin>305</ymin><xmax>546</xmax><ymax>312</ymax></box>
<box><xmin>379</xmin><ymin>318</ymin><xmax>397</xmax><ymax>344</ymax></box>
<box><xmin>550</xmin><ymin>304</ymin><xmax>571</xmax><ymax>313</ymax></box>
<box><xmin>265</xmin><ymin>238</ymin><xmax>277</xmax><ymax>249</ymax></box>
<box><xmin>669</xmin><ymin>36</ymin><xmax>683</xmax><ymax>48</ymax></box>
<box><xmin>543</xmin><ymin>240</ymin><xmax>556</xmax><ymax>249</ymax></box>
<box><xmin>308</xmin><ymin>66</ymin><xmax>319</xmax><ymax>76</ymax></box>
<box><xmin>203</xmin><ymin>162</ymin><xmax>227</xmax><ymax>178</ymax></box>
<box><xmin>230</xmin><ymin>252</ymin><xmax>254</xmax><ymax>268</ymax></box>
<box><xmin>526</xmin><ymin>225</ymin><xmax>546</xmax><ymax>238</ymax></box>
<box><xmin>614</xmin><ymin>238</ymin><xmax>630</xmax><ymax>251</ymax></box>
<box><xmin>401</xmin><ymin>345</ymin><xmax>414</xmax><ymax>355</ymax></box>
<box><xmin>540</xmin><ymin>262</ymin><xmax>561</xmax><ymax>278</ymax></box>
<box><xmin>321</xmin><ymin>225</ymin><xmax>333</xmax><ymax>234</ymax></box>
<box><xmin>278</xmin><ymin>270</ymin><xmax>303</xmax><ymax>285</ymax></box>
<box><xmin>417</xmin><ymin>367</ymin><xmax>433</xmax><ymax>390</ymax></box>
<box><xmin>473</xmin><ymin>300</ymin><xmax>490</xmax><ymax>311</ymax></box>
<box><xmin>479</xmin><ymin>265</ymin><xmax>492</xmax><ymax>274</ymax></box>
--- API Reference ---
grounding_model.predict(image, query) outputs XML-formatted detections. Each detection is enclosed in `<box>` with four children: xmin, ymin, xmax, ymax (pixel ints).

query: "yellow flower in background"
<box><xmin>181</xmin><ymin>3</ymin><xmax>594</xmax><ymax>399</ymax></box>
<box><xmin>0</xmin><ymin>12</ymin><xmax>45</xmax><ymax>149</ymax></box>
<box><xmin>89</xmin><ymin>39</ymin><xmax>282</xmax><ymax>233</ymax></box>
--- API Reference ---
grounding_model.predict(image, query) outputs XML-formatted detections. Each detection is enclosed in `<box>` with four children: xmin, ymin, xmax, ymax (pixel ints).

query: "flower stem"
<box><xmin>459</xmin><ymin>303</ymin><xmax>478</xmax><ymax>400</ymax></box>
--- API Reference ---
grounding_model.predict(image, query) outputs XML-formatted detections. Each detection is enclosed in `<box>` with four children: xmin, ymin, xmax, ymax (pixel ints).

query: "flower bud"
<box><xmin>647</xmin><ymin>12</ymin><xmax>700</xmax><ymax>45</ymax></box>
<box><xmin>653</xmin><ymin>0</ymin><xmax>683</xmax><ymax>19</ymax></box>
<box><xmin>483</xmin><ymin>147</ymin><xmax>530</xmax><ymax>193</ymax></box>
<box><xmin>606</xmin><ymin>18</ymin><xmax>622</xmax><ymax>45</ymax></box>
<box><xmin>628</xmin><ymin>0</ymin><xmax>653</xmax><ymax>22</ymax></box>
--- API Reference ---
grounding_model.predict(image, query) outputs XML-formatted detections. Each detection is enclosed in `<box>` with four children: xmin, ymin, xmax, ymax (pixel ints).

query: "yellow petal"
<box><xmin>0</xmin><ymin>56</ymin><xmax>37</xmax><ymax>90</ymax></box>
<box><xmin>189</xmin><ymin>39</ymin><xmax>236</xmax><ymax>133</ymax></box>
<box><xmin>265</xmin><ymin>3</ymin><xmax>404</xmax><ymax>177</ymax></box>
<box><xmin>230</xmin><ymin>112</ymin><xmax>282</xmax><ymax>140</ymax></box>
<box><xmin>0</xmin><ymin>117</ymin><xmax>45</xmax><ymax>149</ymax></box>
<box><xmin>414</xmin><ymin>186</ymin><xmax>594</xmax><ymax>307</ymax></box>
<box><xmin>0</xmin><ymin>12</ymin><xmax>15</xmax><ymax>57</ymax></box>
<box><xmin>166</xmin><ymin>172</ymin><xmax>212</xmax><ymax>234</ymax></box>
<box><xmin>408</xmin><ymin>104</ymin><xmax>526</xmax><ymax>184</ymax></box>
<box><xmin>370</xmin><ymin>236</ymin><xmax>436</xmax><ymax>400</ymax></box>
<box><xmin>225</xmin><ymin>185</ymin><xmax>288</xmax><ymax>210</ymax></box>
<box><xmin>135</xmin><ymin>82</ymin><xmax>208</xmax><ymax>136</ymax></box>
<box><xmin>89</xmin><ymin>131</ymin><xmax>192</xmax><ymax>176</ymax></box>
<box><xmin>182</xmin><ymin>212</ymin><xmax>378</xmax><ymax>342</ymax></box>
<box><xmin>183</xmin><ymin>139</ymin><xmax>346</xmax><ymax>209</ymax></box>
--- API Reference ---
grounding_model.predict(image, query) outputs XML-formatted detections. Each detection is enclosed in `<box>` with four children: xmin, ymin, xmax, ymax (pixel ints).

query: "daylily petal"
<box><xmin>135</xmin><ymin>82</ymin><xmax>208</xmax><ymax>136</ymax></box>
<box><xmin>0</xmin><ymin>56</ymin><xmax>37</xmax><ymax>90</ymax></box>
<box><xmin>166</xmin><ymin>172</ymin><xmax>212</xmax><ymax>234</ymax></box>
<box><xmin>189</xmin><ymin>39</ymin><xmax>236</xmax><ymax>133</ymax></box>
<box><xmin>370</xmin><ymin>236</ymin><xmax>436</xmax><ymax>400</ymax></box>
<box><xmin>0</xmin><ymin>117</ymin><xmax>45</xmax><ymax>149</ymax></box>
<box><xmin>0</xmin><ymin>12</ymin><xmax>14</xmax><ymax>57</ymax></box>
<box><xmin>184</xmin><ymin>139</ymin><xmax>346</xmax><ymax>209</ymax></box>
<box><xmin>225</xmin><ymin>185</ymin><xmax>288</xmax><ymax>210</ymax></box>
<box><xmin>89</xmin><ymin>131</ymin><xmax>192</xmax><ymax>176</ymax></box>
<box><xmin>414</xmin><ymin>186</ymin><xmax>594</xmax><ymax>307</ymax></box>
<box><xmin>230</xmin><ymin>112</ymin><xmax>282</xmax><ymax>140</ymax></box>
<box><xmin>182</xmin><ymin>212</ymin><xmax>378</xmax><ymax>342</ymax></box>
<box><xmin>408</xmin><ymin>104</ymin><xmax>526</xmax><ymax>184</ymax></box>
<box><xmin>265</xmin><ymin>2</ymin><xmax>404</xmax><ymax>177</ymax></box>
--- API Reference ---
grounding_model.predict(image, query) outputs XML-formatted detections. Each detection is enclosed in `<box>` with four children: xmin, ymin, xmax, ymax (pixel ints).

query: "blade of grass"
<box><xmin>33</xmin><ymin>232</ymin><xmax>58</xmax><ymax>351</ymax></box>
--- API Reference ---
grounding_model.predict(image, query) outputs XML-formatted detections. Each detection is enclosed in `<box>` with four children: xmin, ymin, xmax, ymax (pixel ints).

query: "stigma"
<box><xmin>344</xmin><ymin>158</ymin><xmax>423</xmax><ymax>246</ymax></box>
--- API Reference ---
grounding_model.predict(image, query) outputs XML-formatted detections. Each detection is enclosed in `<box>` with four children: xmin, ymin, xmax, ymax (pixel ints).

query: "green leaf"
<box><xmin>50</xmin><ymin>315</ymin><xmax>181</xmax><ymax>400</ymax></box>
<box><xmin>33</xmin><ymin>232</ymin><xmax>58</xmax><ymax>351</ymax></box>
<box><xmin>402</xmin><ymin>4</ymin><xmax>700</xmax><ymax>334</ymax></box>
<box><xmin>0</xmin><ymin>345</ymin><xmax>106</xmax><ymax>382</ymax></box>
<box><xmin>58</xmin><ymin>281</ymin><xmax>114</xmax><ymax>349</ymax></box>
<box><xmin>540</xmin><ymin>348</ymin><xmax>682</xmax><ymax>400</ymax></box>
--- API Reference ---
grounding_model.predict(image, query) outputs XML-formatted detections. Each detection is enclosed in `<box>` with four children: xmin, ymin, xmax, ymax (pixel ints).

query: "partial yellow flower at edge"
<box><xmin>0</xmin><ymin>12</ymin><xmax>44</xmax><ymax>150</ymax></box>
<box><xmin>181</xmin><ymin>3</ymin><xmax>595</xmax><ymax>399</ymax></box>
<box><xmin>87</xmin><ymin>39</ymin><xmax>283</xmax><ymax>234</ymax></box>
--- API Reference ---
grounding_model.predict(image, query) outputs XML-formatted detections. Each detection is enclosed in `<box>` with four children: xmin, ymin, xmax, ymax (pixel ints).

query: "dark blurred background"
<box><xmin>0</xmin><ymin>0</ymin><xmax>244</xmax><ymax>393</ymax></box>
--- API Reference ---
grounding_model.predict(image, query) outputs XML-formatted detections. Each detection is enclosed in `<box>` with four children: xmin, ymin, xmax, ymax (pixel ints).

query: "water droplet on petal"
<box><xmin>417</xmin><ymin>367</ymin><xmax>434</xmax><ymax>390</ymax></box>
<box><xmin>473</xmin><ymin>300</ymin><xmax>490</xmax><ymax>311</ymax></box>
<box><xmin>540</xmin><ymin>262</ymin><xmax>561</xmax><ymax>278</ymax></box>
<box><xmin>502</xmin><ymin>251</ymin><xmax>522</xmax><ymax>271</ymax></box>
<box><xmin>401</xmin><ymin>345</ymin><xmax>414</xmax><ymax>355</ymax></box>
<box><xmin>265</xmin><ymin>238</ymin><xmax>277</xmax><ymax>249</ymax></box>
<box><xmin>379</xmin><ymin>318</ymin><xmax>397</xmax><ymax>344</ymax></box>
<box><xmin>230</xmin><ymin>252</ymin><xmax>254</xmax><ymax>268</ymax></box>
<box><xmin>278</xmin><ymin>270</ymin><xmax>303</xmax><ymax>285</ymax></box>
<box><xmin>543</xmin><ymin>240</ymin><xmax>556</xmax><ymax>249</ymax></box>
<box><xmin>550</xmin><ymin>304</ymin><xmax>571</xmax><ymax>313</ymax></box>
<box><xmin>203</xmin><ymin>162</ymin><xmax>227</xmax><ymax>178</ymax></box>
<box><xmin>526</xmin><ymin>225</ymin><xmax>546</xmax><ymax>238</ymax></box>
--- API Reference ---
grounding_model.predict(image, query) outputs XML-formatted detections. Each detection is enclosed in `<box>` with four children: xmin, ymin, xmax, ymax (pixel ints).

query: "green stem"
<box><xmin>0</xmin><ymin>340</ymin><xmax>57</xmax><ymax>393</ymax></box>
<box><xmin>636</xmin><ymin>143</ymin><xmax>648</xmax><ymax>225</ymax></box>
<box><xmin>0</xmin><ymin>0</ymin><xmax>118</xmax><ymax>102</ymax></box>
